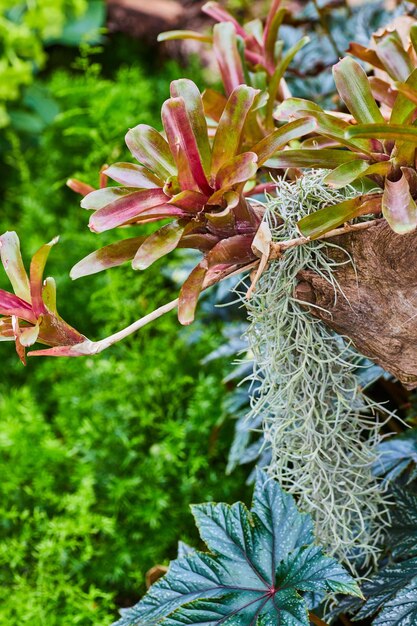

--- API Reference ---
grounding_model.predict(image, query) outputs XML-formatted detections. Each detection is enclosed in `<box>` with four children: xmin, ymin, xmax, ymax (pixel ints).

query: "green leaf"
<box><xmin>374</xmin><ymin>30</ymin><xmax>413</xmax><ymax>82</ymax></box>
<box><xmin>374</xmin><ymin>430</ymin><xmax>417</xmax><ymax>485</ymax></box>
<box><xmin>297</xmin><ymin>196</ymin><xmax>380</xmax><ymax>239</ymax></box>
<box><xmin>170</xmin><ymin>80</ymin><xmax>212</xmax><ymax>178</ymax></box>
<box><xmin>157</xmin><ymin>30</ymin><xmax>212</xmax><ymax>43</ymax></box>
<box><xmin>211</xmin><ymin>85</ymin><xmax>258</xmax><ymax>174</ymax></box>
<box><xmin>125</xmin><ymin>125</ymin><xmax>177</xmax><ymax>181</ymax></box>
<box><xmin>391</xmin><ymin>68</ymin><xmax>417</xmax><ymax>124</ymax></box>
<box><xmin>112</xmin><ymin>471</ymin><xmax>359</xmax><ymax>626</ymax></box>
<box><xmin>266</xmin><ymin>149</ymin><xmax>360</xmax><ymax>170</ymax></box>
<box><xmin>324</xmin><ymin>160</ymin><xmax>391</xmax><ymax>189</ymax></box>
<box><xmin>0</xmin><ymin>231</ymin><xmax>31</xmax><ymax>302</ymax></box>
<box><xmin>133</xmin><ymin>221</ymin><xmax>186</xmax><ymax>270</ymax></box>
<box><xmin>212</xmin><ymin>22</ymin><xmax>244</xmax><ymax>96</ymax></box>
<box><xmin>382</xmin><ymin>173</ymin><xmax>417</xmax><ymax>234</ymax></box>
<box><xmin>252</xmin><ymin>118</ymin><xmax>317</xmax><ymax>165</ymax></box>
<box><xmin>104</xmin><ymin>163</ymin><xmax>163</xmax><ymax>189</ymax></box>
<box><xmin>333</xmin><ymin>57</ymin><xmax>385</xmax><ymax>125</ymax></box>
<box><xmin>373</xmin><ymin>578</ymin><xmax>417</xmax><ymax>626</ymax></box>
<box><xmin>355</xmin><ymin>557</ymin><xmax>417</xmax><ymax>621</ymax></box>
<box><xmin>265</xmin><ymin>36</ymin><xmax>310</xmax><ymax>126</ymax></box>
<box><xmin>387</xmin><ymin>488</ymin><xmax>417</xmax><ymax>560</ymax></box>
<box><xmin>346</xmin><ymin>123</ymin><xmax>417</xmax><ymax>143</ymax></box>
<box><xmin>70</xmin><ymin>237</ymin><xmax>147</xmax><ymax>279</ymax></box>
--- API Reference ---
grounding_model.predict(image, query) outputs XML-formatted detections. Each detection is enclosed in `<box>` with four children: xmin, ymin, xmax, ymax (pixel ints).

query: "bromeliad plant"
<box><xmin>0</xmin><ymin>231</ymin><xmax>87</xmax><ymax>361</ymax></box>
<box><xmin>159</xmin><ymin>1</ymin><xmax>309</xmax><ymax>132</ymax></box>
<box><xmin>274</xmin><ymin>27</ymin><xmax>417</xmax><ymax>238</ymax></box>
<box><xmin>71</xmin><ymin>78</ymin><xmax>313</xmax><ymax>325</ymax></box>
<box><xmin>113</xmin><ymin>470</ymin><xmax>361</xmax><ymax>626</ymax></box>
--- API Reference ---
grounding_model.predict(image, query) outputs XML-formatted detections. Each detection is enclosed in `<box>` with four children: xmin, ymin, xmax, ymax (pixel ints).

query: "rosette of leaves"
<box><xmin>272</xmin><ymin>25</ymin><xmax>417</xmax><ymax>239</ymax></box>
<box><xmin>113</xmin><ymin>470</ymin><xmax>361</xmax><ymax>626</ymax></box>
<box><xmin>158</xmin><ymin>1</ymin><xmax>309</xmax><ymax>132</ymax></box>
<box><xmin>336</xmin><ymin>488</ymin><xmax>417</xmax><ymax>625</ymax></box>
<box><xmin>0</xmin><ymin>231</ymin><xmax>88</xmax><ymax>360</ymax></box>
<box><xmin>71</xmin><ymin>78</ymin><xmax>313</xmax><ymax>325</ymax></box>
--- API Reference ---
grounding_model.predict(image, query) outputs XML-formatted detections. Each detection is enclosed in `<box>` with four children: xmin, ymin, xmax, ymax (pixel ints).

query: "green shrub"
<box><xmin>0</xmin><ymin>59</ymin><xmax>247</xmax><ymax>625</ymax></box>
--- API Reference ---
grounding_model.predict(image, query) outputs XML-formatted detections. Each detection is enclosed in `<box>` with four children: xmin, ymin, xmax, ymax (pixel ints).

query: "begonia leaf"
<box><xmin>112</xmin><ymin>470</ymin><xmax>360</xmax><ymax>626</ymax></box>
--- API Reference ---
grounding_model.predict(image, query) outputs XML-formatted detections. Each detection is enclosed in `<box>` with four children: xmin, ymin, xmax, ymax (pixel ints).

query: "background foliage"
<box><xmin>0</xmin><ymin>39</ymin><xmax>248</xmax><ymax>626</ymax></box>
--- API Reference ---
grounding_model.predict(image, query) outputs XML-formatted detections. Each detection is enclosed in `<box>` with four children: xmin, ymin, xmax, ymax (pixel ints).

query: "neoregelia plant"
<box><xmin>71</xmin><ymin>78</ymin><xmax>313</xmax><ymax>325</ymax></box>
<box><xmin>273</xmin><ymin>24</ymin><xmax>417</xmax><ymax>237</ymax></box>
<box><xmin>159</xmin><ymin>1</ymin><xmax>309</xmax><ymax>132</ymax></box>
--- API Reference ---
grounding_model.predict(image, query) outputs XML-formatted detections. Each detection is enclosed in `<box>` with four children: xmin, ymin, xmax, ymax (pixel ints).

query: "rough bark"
<box><xmin>106</xmin><ymin>0</ymin><xmax>187</xmax><ymax>39</ymax></box>
<box><xmin>294</xmin><ymin>220</ymin><xmax>417</xmax><ymax>389</ymax></box>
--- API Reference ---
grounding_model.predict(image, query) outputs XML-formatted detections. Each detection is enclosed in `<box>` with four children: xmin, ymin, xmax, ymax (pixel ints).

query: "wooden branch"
<box><xmin>292</xmin><ymin>220</ymin><xmax>417</xmax><ymax>389</ymax></box>
<box><xmin>309</xmin><ymin>612</ymin><xmax>329</xmax><ymax>626</ymax></box>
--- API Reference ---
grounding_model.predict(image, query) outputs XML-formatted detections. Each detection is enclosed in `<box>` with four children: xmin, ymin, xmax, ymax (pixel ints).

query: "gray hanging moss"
<box><xmin>243</xmin><ymin>171</ymin><xmax>392</xmax><ymax>573</ymax></box>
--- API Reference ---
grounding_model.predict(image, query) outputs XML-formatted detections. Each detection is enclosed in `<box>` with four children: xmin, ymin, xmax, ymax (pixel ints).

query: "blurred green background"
<box><xmin>0</xmin><ymin>2</ymin><xmax>249</xmax><ymax>624</ymax></box>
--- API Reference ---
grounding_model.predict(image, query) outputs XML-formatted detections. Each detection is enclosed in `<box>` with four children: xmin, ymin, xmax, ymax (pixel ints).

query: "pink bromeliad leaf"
<box><xmin>178</xmin><ymin>234</ymin><xmax>256</xmax><ymax>325</ymax></box>
<box><xmin>162</xmin><ymin>97</ymin><xmax>212</xmax><ymax>195</ymax></box>
<box><xmin>125</xmin><ymin>124</ymin><xmax>177</xmax><ymax>180</ymax></box>
<box><xmin>0</xmin><ymin>232</ymin><xmax>88</xmax><ymax>363</ymax></box>
<box><xmin>88</xmin><ymin>189</ymin><xmax>172</xmax><ymax>233</ymax></box>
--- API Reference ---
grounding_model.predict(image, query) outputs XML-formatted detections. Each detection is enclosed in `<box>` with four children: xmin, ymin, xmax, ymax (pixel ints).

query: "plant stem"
<box><xmin>312</xmin><ymin>0</ymin><xmax>341</xmax><ymax>58</ymax></box>
<box><xmin>269</xmin><ymin>218</ymin><xmax>384</xmax><ymax>259</ymax></box>
<box><xmin>309</xmin><ymin>612</ymin><xmax>329</xmax><ymax>626</ymax></box>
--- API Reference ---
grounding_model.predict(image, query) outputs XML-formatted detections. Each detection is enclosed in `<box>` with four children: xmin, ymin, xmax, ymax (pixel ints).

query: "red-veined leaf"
<box><xmin>333</xmin><ymin>57</ymin><xmax>385</xmax><ymax>124</ymax></box>
<box><xmin>0</xmin><ymin>290</ymin><xmax>36</xmax><ymax>323</ymax></box>
<box><xmin>125</xmin><ymin>124</ymin><xmax>176</xmax><ymax>180</ymax></box>
<box><xmin>382</xmin><ymin>173</ymin><xmax>417</xmax><ymax>234</ymax></box>
<box><xmin>169</xmin><ymin>190</ymin><xmax>208</xmax><ymax>213</ymax></box>
<box><xmin>81</xmin><ymin>187</ymin><xmax>132</xmax><ymax>211</ymax></box>
<box><xmin>178</xmin><ymin>263</ymin><xmax>207</xmax><ymax>325</ymax></box>
<box><xmin>202</xmin><ymin>1</ymin><xmax>247</xmax><ymax>37</ymax></box>
<box><xmin>215</xmin><ymin>152</ymin><xmax>258</xmax><ymax>191</ymax></box>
